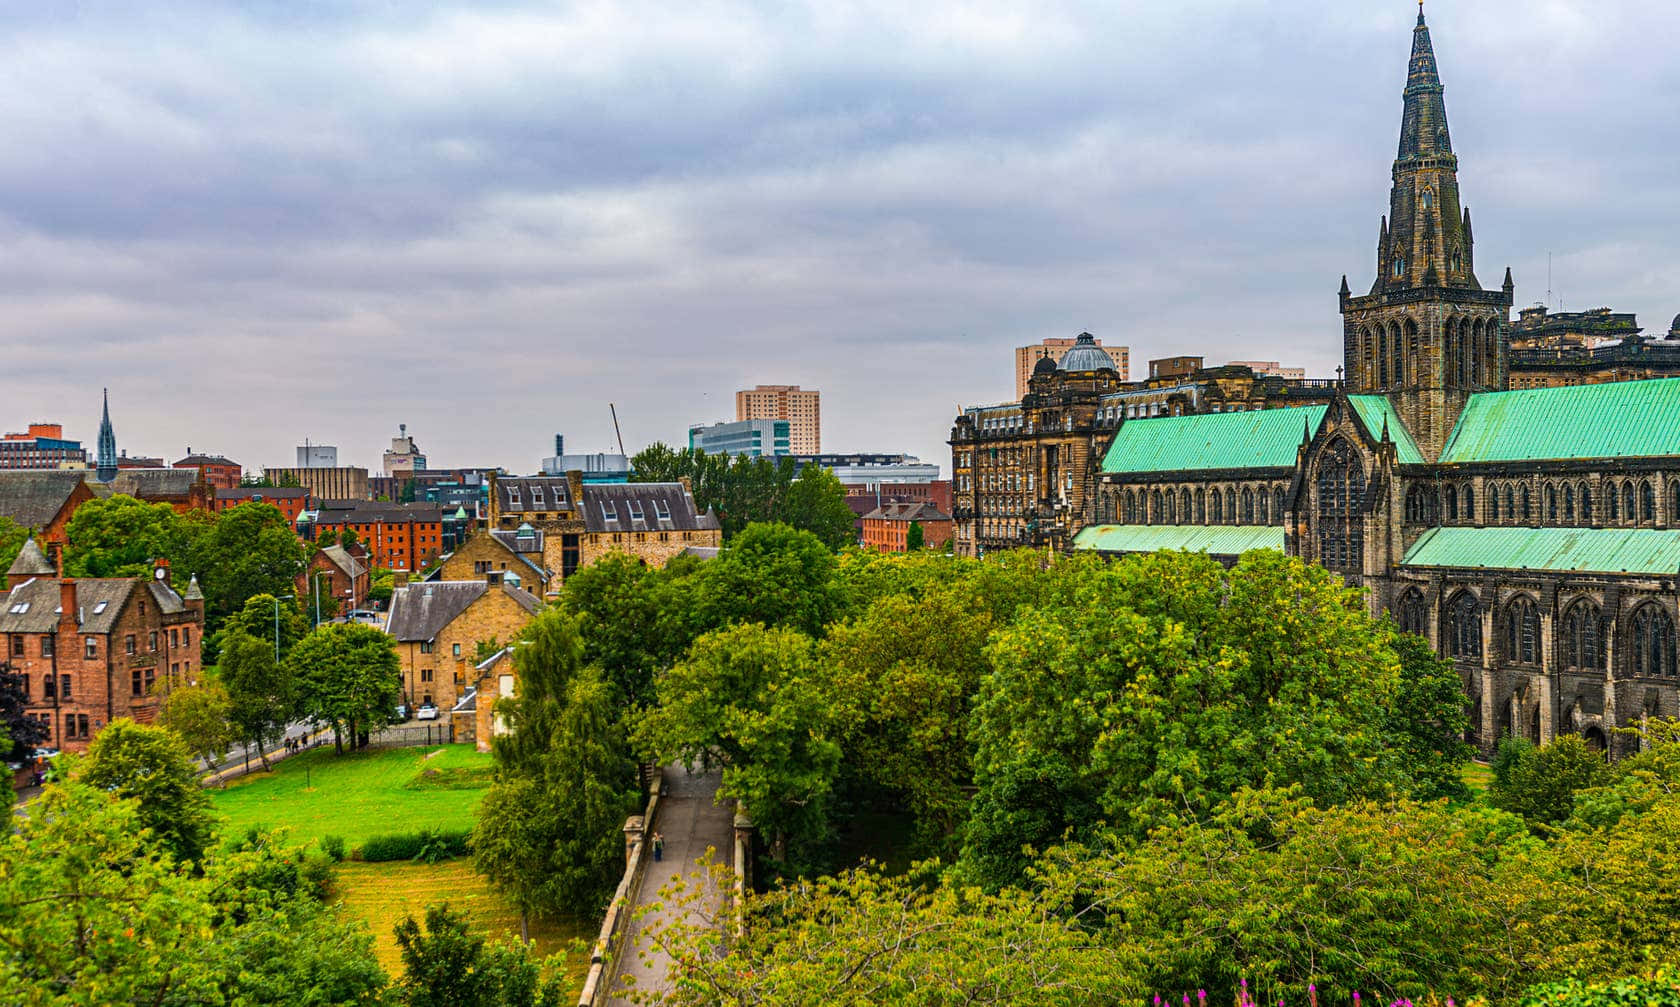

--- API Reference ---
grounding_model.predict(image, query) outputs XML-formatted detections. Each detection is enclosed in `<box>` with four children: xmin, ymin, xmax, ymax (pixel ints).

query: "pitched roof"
<box><xmin>861</xmin><ymin>501</ymin><xmax>951</xmax><ymax>523</ymax></box>
<box><xmin>0</xmin><ymin>471</ymin><xmax>88</xmax><ymax>528</ymax></box>
<box><xmin>1347</xmin><ymin>394</ymin><xmax>1426</xmax><ymax>465</ymax></box>
<box><xmin>0</xmin><ymin>576</ymin><xmax>183</xmax><ymax>635</ymax></box>
<box><xmin>1071</xmin><ymin>523</ymin><xmax>1286</xmax><ymax>556</ymax></box>
<box><xmin>7</xmin><ymin>538</ymin><xmax>54</xmax><ymax>578</ymax></box>
<box><xmin>1401</xmin><ymin>526</ymin><xmax>1680</xmax><ymax>576</ymax></box>
<box><xmin>108</xmin><ymin>468</ymin><xmax>200</xmax><ymax>499</ymax></box>
<box><xmin>1440</xmin><ymin>378</ymin><xmax>1680</xmax><ymax>464</ymax></box>
<box><xmin>580</xmin><ymin>483</ymin><xmax>721</xmax><ymax>533</ymax></box>
<box><xmin>386</xmin><ymin>580</ymin><xmax>540</xmax><ymax>643</ymax></box>
<box><xmin>175</xmin><ymin>454</ymin><xmax>238</xmax><ymax>467</ymax></box>
<box><xmin>495</xmin><ymin>477</ymin><xmax>574</xmax><ymax>514</ymax></box>
<box><xmin>320</xmin><ymin>545</ymin><xmax>366</xmax><ymax>580</ymax></box>
<box><xmin>1100</xmin><ymin>406</ymin><xmax>1327</xmax><ymax>475</ymax></box>
<box><xmin>217</xmin><ymin>486</ymin><xmax>310</xmax><ymax>500</ymax></box>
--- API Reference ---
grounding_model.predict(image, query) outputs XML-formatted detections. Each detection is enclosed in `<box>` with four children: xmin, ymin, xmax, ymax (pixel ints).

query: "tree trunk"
<box><xmin>519</xmin><ymin>908</ymin><xmax>529</xmax><ymax>946</ymax></box>
<box><xmin>333</xmin><ymin>726</ymin><xmax>343</xmax><ymax>755</ymax></box>
<box><xmin>256</xmin><ymin>737</ymin><xmax>272</xmax><ymax>772</ymax></box>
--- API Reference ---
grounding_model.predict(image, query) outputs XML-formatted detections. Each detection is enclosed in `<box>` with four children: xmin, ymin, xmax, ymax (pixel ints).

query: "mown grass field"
<box><xmin>333</xmin><ymin>859</ymin><xmax>593</xmax><ymax>985</ymax></box>
<box><xmin>210</xmin><ymin>745</ymin><xmax>492</xmax><ymax>849</ymax></box>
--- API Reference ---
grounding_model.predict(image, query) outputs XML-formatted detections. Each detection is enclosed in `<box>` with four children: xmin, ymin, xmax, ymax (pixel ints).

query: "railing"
<box><xmin>576</xmin><ymin>767</ymin><xmax>665</xmax><ymax>1007</ymax></box>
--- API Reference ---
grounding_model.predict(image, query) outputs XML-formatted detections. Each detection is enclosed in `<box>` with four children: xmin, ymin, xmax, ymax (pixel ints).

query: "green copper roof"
<box><xmin>1440</xmin><ymin>378</ymin><xmax>1680</xmax><ymax>464</ymax></box>
<box><xmin>1402</xmin><ymin>526</ymin><xmax>1680</xmax><ymax>576</ymax></box>
<box><xmin>1072</xmin><ymin>523</ymin><xmax>1286</xmax><ymax>556</ymax></box>
<box><xmin>1100</xmin><ymin>406</ymin><xmax>1326</xmax><ymax>475</ymax></box>
<box><xmin>1347</xmin><ymin>394</ymin><xmax>1426</xmax><ymax>465</ymax></box>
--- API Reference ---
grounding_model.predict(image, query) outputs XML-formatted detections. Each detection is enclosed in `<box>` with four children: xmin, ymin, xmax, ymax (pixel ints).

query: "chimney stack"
<box><xmin>59</xmin><ymin>579</ymin><xmax>78</xmax><ymax>633</ymax></box>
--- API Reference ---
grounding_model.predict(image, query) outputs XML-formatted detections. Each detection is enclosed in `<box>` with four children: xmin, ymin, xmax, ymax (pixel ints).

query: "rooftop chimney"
<box><xmin>59</xmin><ymin>579</ymin><xmax>78</xmax><ymax>632</ymax></box>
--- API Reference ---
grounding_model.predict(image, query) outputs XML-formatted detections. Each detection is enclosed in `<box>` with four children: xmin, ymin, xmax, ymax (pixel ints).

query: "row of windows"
<box><xmin>1099</xmin><ymin>484</ymin><xmax>1290</xmax><ymax>527</ymax></box>
<box><xmin>1398</xmin><ymin>590</ymin><xmax>1679</xmax><ymax>678</ymax></box>
<box><xmin>1408</xmin><ymin>478</ymin><xmax>1678</xmax><ymax>528</ymax></box>
<box><xmin>1356</xmin><ymin>315</ymin><xmax>1500</xmax><ymax>392</ymax></box>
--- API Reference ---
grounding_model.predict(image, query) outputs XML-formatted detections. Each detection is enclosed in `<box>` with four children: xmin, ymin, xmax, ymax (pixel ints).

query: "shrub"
<box><xmin>320</xmin><ymin>834</ymin><xmax>346</xmax><ymax>862</ymax></box>
<box><xmin>354</xmin><ymin>829</ymin><xmax>471</xmax><ymax>863</ymax></box>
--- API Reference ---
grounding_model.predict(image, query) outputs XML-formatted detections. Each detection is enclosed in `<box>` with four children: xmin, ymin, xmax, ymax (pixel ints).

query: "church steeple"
<box><xmin>96</xmin><ymin>388</ymin><xmax>117</xmax><ymax>483</ymax></box>
<box><xmin>1374</xmin><ymin>5</ymin><xmax>1477</xmax><ymax>294</ymax></box>
<box><xmin>1340</xmin><ymin>7</ymin><xmax>1514</xmax><ymax>463</ymax></box>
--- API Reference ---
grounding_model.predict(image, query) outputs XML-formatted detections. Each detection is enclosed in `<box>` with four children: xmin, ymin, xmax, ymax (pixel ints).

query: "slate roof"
<box><xmin>0</xmin><ymin>471</ymin><xmax>88</xmax><ymax>529</ymax></box>
<box><xmin>1072</xmin><ymin>523</ymin><xmax>1287</xmax><ymax>556</ymax></box>
<box><xmin>495</xmin><ymin>477</ymin><xmax>574</xmax><ymax>514</ymax></box>
<box><xmin>861</xmin><ymin>501</ymin><xmax>951</xmax><ymax>523</ymax></box>
<box><xmin>176</xmin><ymin>454</ymin><xmax>238</xmax><ymax>467</ymax></box>
<box><xmin>217</xmin><ymin>486</ymin><xmax>310</xmax><ymax>501</ymax></box>
<box><xmin>489</xmin><ymin>526</ymin><xmax>545</xmax><ymax>555</ymax></box>
<box><xmin>320</xmin><ymin>545</ymin><xmax>367</xmax><ymax>580</ymax></box>
<box><xmin>1100</xmin><ymin>406</ymin><xmax>1327</xmax><ymax>475</ymax></box>
<box><xmin>109</xmin><ymin>468</ymin><xmax>200</xmax><ymax>499</ymax></box>
<box><xmin>1401</xmin><ymin>526</ymin><xmax>1680</xmax><ymax>576</ymax></box>
<box><xmin>7</xmin><ymin>538</ymin><xmax>54</xmax><ymax>578</ymax></box>
<box><xmin>0</xmin><ymin>577</ymin><xmax>186</xmax><ymax>635</ymax></box>
<box><xmin>1347</xmin><ymin>394</ymin><xmax>1427</xmax><ymax>465</ymax></box>
<box><xmin>386</xmin><ymin>580</ymin><xmax>541</xmax><ymax>643</ymax></box>
<box><xmin>580</xmin><ymin>483</ymin><xmax>721</xmax><ymax>533</ymax></box>
<box><xmin>1440</xmin><ymin>378</ymin><xmax>1680</xmax><ymax>464</ymax></box>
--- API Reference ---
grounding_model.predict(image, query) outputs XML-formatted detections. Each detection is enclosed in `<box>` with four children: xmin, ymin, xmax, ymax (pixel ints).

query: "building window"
<box><xmin>1623</xmin><ymin>482</ymin><xmax>1636</xmax><ymax>524</ymax></box>
<box><xmin>1520</xmin><ymin>485</ymin><xmax>1531</xmax><ymax>522</ymax></box>
<box><xmin>1489</xmin><ymin>487</ymin><xmax>1500</xmax><ymax>523</ymax></box>
<box><xmin>420</xmin><ymin>641</ymin><xmax>434</xmax><ymax>654</ymax></box>
<box><xmin>1397</xmin><ymin>588</ymin><xmax>1428</xmax><ymax>636</ymax></box>
<box><xmin>1563</xmin><ymin>484</ymin><xmax>1575</xmax><ymax>523</ymax></box>
<box><xmin>1609</xmin><ymin>482</ymin><xmax>1620</xmax><ymax>521</ymax></box>
<box><xmin>59</xmin><ymin>674</ymin><xmax>72</xmax><ymax>700</ymax></box>
<box><xmin>125</xmin><ymin>634</ymin><xmax>136</xmax><ymax>655</ymax></box>
<box><xmin>1581</xmin><ymin>484</ymin><xmax>1593</xmax><ymax>524</ymax></box>
<box><xmin>170</xmin><ymin>628</ymin><xmax>179</xmax><ymax>648</ymax></box>
<box><xmin>1445</xmin><ymin>484</ymin><xmax>1458</xmax><ymax>520</ymax></box>
<box><xmin>1545</xmin><ymin>484</ymin><xmax>1557</xmax><ymax>523</ymax></box>
<box><xmin>1462</xmin><ymin>485</ymin><xmax>1474</xmax><ymax>521</ymax></box>
<box><xmin>39</xmin><ymin>635</ymin><xmax>53</xmax><ymax>658</ymax></box>
<box><xmin>1642</xmin><ymin>480</ymin><xmax>1656</xmax><ymax>523</ymax></box>
<box><xmin>1504</xmin><ymin>597</ymin><xmax>1540</xmax><ymax>665</ymax></box>
<box><xmin>1631</xmin><ymin>605</ymin><xmax>1678</xmax><ymax>678</ymax></box>
<box><xmin>1561</xmin><ymin>600</ymin><xmax>1605</xmax><ymax>670</ymax></box>
<box><xmin>1315</xmin><ymin>439</ymin><xmax>1365</xmax><ymax>574</ymax></box>
<box><xmin>132</xmin><ymin>669</ymin><xmax>144</xmax><ymax>697</ymax></box>
<box><xmin>84</xmin><ymin>637</ymin><xmax>96</xmax><ymax>659</ymax></box>
<box><xmin>149</xmin><ymin>631</ymin><xmax>158</xmax><ymax>652</ymax></box>
<box><xmin>601</xmin><ymin>501</ymin><xmax>618</xmax><ymax>522</ymax></box>
<box><xmin>43</xmin><ymin>674</ymin><xmax>54</xmax><ymax>699</ymax></box>
<box><xmin>1446</xmin><ymin>592</ymin><xmax>1482</xmax><ymax>659</ymax></box>
<box><xmin>452</xmin><ymin>643</ymin><xmax>461</xmax><ymax>658</ymax></box>
<box><xmin>1274</xmin><ymin>487</ymin><xmax>1286</xmax><ymax>524</ymax></box>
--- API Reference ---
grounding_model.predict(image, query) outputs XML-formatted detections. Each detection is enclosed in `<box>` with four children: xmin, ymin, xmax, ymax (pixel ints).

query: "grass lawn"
<box><xmin>210</xmin><ymin>744</ymin><xmax>493</xmax><ymax>850</ymax></box>
<box><xmin>334</xmin><ymin>859</ymin><xmax>593</xmax><ymax>989</ymax></box>
<box><xmin>1461</xmin><ymin>759</ymin><xmax>1494</xmax><ymax>797</ymax></box>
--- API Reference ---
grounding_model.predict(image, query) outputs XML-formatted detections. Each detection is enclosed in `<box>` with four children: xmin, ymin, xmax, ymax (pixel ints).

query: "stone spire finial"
<box><xmin>96</xmin><ymin>388</ymin><xmax>118</xmax><ymax>484</ymax></box>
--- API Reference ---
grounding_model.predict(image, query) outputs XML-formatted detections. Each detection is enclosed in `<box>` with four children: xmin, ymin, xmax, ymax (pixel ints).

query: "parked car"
<box><xmin>416</xmin><ymin>704</ymin><xmax>439</xmax><ymax>721</ymax></box>
<box><xmin>349</xmin><ymin>610</ymin><xmax>383</xmax><ymax>624</ymax></box>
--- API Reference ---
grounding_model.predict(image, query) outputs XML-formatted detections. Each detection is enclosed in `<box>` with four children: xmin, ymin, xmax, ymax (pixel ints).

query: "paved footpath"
<box><xmin>607</xmin><ymin>765</ymin><xmax>734</xmax><ymax>1006</ymax></box>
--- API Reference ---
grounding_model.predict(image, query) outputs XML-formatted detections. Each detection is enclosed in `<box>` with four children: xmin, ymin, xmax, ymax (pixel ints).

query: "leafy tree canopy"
<box><xmin>289</xmin><ymin>623</ymin><xmax>401</xmax><ymax>753</ymax></box>
<box><xmin>74</xmin><ymin>718</ymin><xmax>215</xmax><ymax>864</ymax></box>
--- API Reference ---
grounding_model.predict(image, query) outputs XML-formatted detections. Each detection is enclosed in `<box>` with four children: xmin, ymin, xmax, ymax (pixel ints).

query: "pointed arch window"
<box><xmin>1194</xmin><ymin>489</ymin><xmax>1206</xmax><ymax>525</ymax></box>
<box><xmin>1642</xmin><ymin>480</ymin><xmax>1656</xmax><ymax>523</ymax></box>
<box><xmin>1123</xmin><ymin>490</ymin><xmax>1136</xmax><ymax>524</ymax></box>
<box><xmin>1505</xmin><ymin>485</ymin><xmax>1516</xmax><ymax>523</ymax></box>
<box><xmin>1274</xmin><ymin>487</ymin><xmax>1286</xmax><ymax>525</ymax></box>
<box><xmin>1561</xmin><ymin>600</ymin><xmax>1605</xmax><ymax>671</ymax></box>
<box><xmin>1630</xmin><ymin>605</ymin><xmax>1678</xmax><ymax>678</ymax></box>
<box><xmin>1546</xmin><ymin>484</ymin><xmax>1558</xmax><ymax>523</ymax></box>
<box><xmin>1463</xmin><ymin>485</ymin><xmax>1475</xmax><ymax>522</ymax></box>
<box><xmin>1563</xmin><ymin>484</ymin><xmax>1575</xmax><ymax>524</ymax></box>
<box><xmin>1397</xmin><ymin>587</ymin><xmax>1428</xmax><ymax>636</ymax></box>
<box><xmin>1624</xmin><ymin>482</ymin><xmax>1637</xmax><ymax>524</ymax></box>
<box><xmin>1444</xmin><ymin>484</ymin><xmax>1458</xmax><ymax>521</ymax></box>
<box><xmin>1609</xmin><ymin>481</ymin><xmax>1620</xmax><ymax>521</ymax></box>
<box><xmin>1150</xmin><ymin>489</ymin><xmax>1163</xmax><ymax>525</ymax></box>
<box><xmin>1489</xmin><ymin>486</ymin><xmax>1501</xmax><ymax>523</ymax></box>
<box><xmin>1581</xmin><ymin>484</ymin><xmax>1593</xmax><ymax>525</ymax></box>
<box><xmin>1164</xmin><ymin>490</ymin><xmax>1177</xmax><ymax>524</ymax></box>
<box><xmin>1504</xmin><ymin>596</ymin><xmax>1540</xmax><ymax>666</ymax></box>
<box><xmin>1241</xmin><ymin>488</ymin><xmax>1254</xmax><ymax>525</ymax></box>
<box><xmin>1447</xmin><ymin>591</ymin><xmax>1482</xmax><ymax>659</ymax></box>
<box><xmin>1520</xmin><ymin>485</ymin><xmax>1531</xmax><ymax>523</ymax></box>
<box><xmin>1315</xmin><ymin>439</ymin><xmax>1366</xmax><ymax>574</ymax></box>
<box><xmin>1210</xmin><ymin>489</ymin><xmax>1223</xmax><ymax>523</ymax></box>
<box><xmin>1225</xmin><ymin>488</ymin><xmax>1237</xmax><ymax>524</ymax></box>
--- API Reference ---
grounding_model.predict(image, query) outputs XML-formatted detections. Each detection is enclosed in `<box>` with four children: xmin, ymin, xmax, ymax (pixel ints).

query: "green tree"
<box><xmin>0</xmin><ymin>516</ymin><xmax>27</xmax><ymax>576</ymax></box>
<box><xmin>1523</xmin><ymin>972</ymin><xmax>1680</xmax><ymax>1006</ymax></box>
<box><xmin>222</xmin><ymin>592</ymin><xmax>310</xmax><ymax>662</ymax></box>
<box><xmin>393</xmin><ymin>904</ymin><xmax>567</xmax><ymax>1007</ymax></box>
<box><xmin>1491</xmin><ymin>734</ymin><xmax>1613</xmax><ymax>828</ymax></box>
<box><xmin>562</xmin><ymin>553</ymin><xmax>698</xmax><ymax>710</ymax></box>
<box><xmin>693</xmin><ymin>523</ymin><xmax>840</xmax><ymax>638</ymax></box>
<box><xmin>0</xmin><ymin>666</ymin><xmax>47</xmax><ymax>765</ymax></box>
<box><xmin>64</xmin><ymin>494</ymin><xmax>196</xmax><ymax>581</ymax></box>
<box><xmin>157</xmin><ymin>682</ymin><xmax>236</xmax><ymax>770</ymax></box>
<box><xmin>221</xmin><ymin>627</ymin><xmax>300</xmax><ymax>770</ymax></box>
<box><xmin>75</xmin><ymin>718</ymin><xmax>214</xmax><ymax>864</ymax></box>
<box><xmin>1385</xmin><ymin>629</ymin><xmax>1475</xmax><ymax>800</ymax></box>
<box><xmin>316</xmin><ymin>528</ymin><xmax>340</xmax><ymax>548</ymax></box>
<box><xmin>781</xmin><ymin>464</ymin><xmax>860</xmax><ymax>550</ymax></box>
<box><xmin>367</xmin><ymin>567</ymin><xmax>395</xmax><ymax>606</ymax></box>
<box><xmin>0</xmin><ymin>779</ymin><xmax>386</xmax><ymax>1004</ymax></box>
<box><xmin>188</xmin><ymin>502</ymin><xmax>306</xmax><ymax>626</ymax></box>
<box><xmin>904</xmin><ymin>520</ymin><xmax>925</xmax><ymax>551</ymax></box>
<box><xmin>634</xmin><ymin>623</ymin><xmax>840</xmax><ymax>861</ymax></box>
<box><xmin>963</xmin><ymin>549</ymin><xmax>1455</xmax><ymax>889</ymax></box>
<box><xmin>475</xmin><ymin>669</ymin><xmax>639</xmax><ymax>925</ymax></box>
<box><xmin>289</xmin><ymin>623</ymin><xmax>401</xmax><ymax>753</ymax></box>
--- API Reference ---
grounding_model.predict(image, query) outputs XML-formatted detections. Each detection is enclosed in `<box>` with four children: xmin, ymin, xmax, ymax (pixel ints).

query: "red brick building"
<box><xmin>297</xmin><ymin>544</ymin><xmax>371</xmax><ymax>616</ymax></box>
<box><xmin>313</xmin><ymin>503</ymin><xmax>447</xmax><ymax>574</ymax></box>
<box><xmin>844</xmin><ymin>480</ymin><xmax>952</xmax><ymax>545</ymax></box>
<box><xmin>0</xmin><ymin>471</ymin><xmax>97</xmax><ymax>548</ymax></box>
<box><xmin>174</xmin><ymin>452</ymin><xmax>242</xmax><ymax>491</ymax></box>
<box><xmin>2</xmin><ymin>543</ymin><xmax>204</xmax><ymax>753</ymax></box>
<box><xmin>860</xmin><ymin>501</ymin><xmax>953</xmax><ymax>553</ymax></box>
<box><xmin>107</xmin><ymin>469</ymin><xmax>215</xmax><ymax>516</ymax></box>
<box><xmin>216</xmin><ymin>486</ymin><xmax>312</xmax><ymax>530</ymax></box>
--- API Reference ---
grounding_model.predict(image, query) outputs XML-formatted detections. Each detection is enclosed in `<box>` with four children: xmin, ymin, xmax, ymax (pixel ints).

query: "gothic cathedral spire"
<box><xmin>96</xmin><ymin>388</ymin><xmax>117</xmax><ymax>483</ymax></box>
<box><xmin>1339</xmin><ymin>8</ymin><xmax>1514</xmax><ymax>462</ymax></box>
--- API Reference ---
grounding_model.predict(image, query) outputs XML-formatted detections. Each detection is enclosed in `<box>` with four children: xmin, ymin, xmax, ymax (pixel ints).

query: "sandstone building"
<box><xmin>1015</xmin><ymin>337</ymin><xmax>1130</xmax><ymax>398</ymax></box>
<box><xmin>736</xmin><ymin>384</ymin><xmax>820</xmax><ymax>454</ymax></box>
<box><xmin>385</xmin><ymin>575</ymin><xmax>541</xmax><ymax>714</ymax></box>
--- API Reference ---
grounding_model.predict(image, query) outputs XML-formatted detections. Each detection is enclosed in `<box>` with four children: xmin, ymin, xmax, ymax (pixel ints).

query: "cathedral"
<box><xmin>1060</xmin><ymin>11</ymin><xmax>1680</xmax><ymax>755</ymax></box>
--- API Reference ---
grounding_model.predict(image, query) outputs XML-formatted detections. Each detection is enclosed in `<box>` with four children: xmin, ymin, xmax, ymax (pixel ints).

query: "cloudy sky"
<box><xmin>3</xmin><ymin>1</ymin><xmax>1677</xmax><ymax>476</ymax></box>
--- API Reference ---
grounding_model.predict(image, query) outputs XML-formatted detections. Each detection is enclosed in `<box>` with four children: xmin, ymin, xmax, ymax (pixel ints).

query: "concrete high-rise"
<box><xmin>735</xmin><ymin>385</ymin><xmax>820</xmax><ymax>454</ymax></box>
<box><xmin>1016</xmin><ymin>338</ymin><xmax>1129</xmax><ymax>398</ymax></box>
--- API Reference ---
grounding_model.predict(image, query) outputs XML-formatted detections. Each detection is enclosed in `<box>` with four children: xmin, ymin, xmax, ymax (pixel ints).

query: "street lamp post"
<box><xmin>272</xmin><ymin>594</ymin><xmax>294</xmax><ymax>663</ymax></box>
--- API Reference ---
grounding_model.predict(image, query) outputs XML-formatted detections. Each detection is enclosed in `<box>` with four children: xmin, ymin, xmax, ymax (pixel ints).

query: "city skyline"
<box><xmin>2</xmin><ymin>2</ymin><xmax>1676</xmax><ymax>474</ymax></box>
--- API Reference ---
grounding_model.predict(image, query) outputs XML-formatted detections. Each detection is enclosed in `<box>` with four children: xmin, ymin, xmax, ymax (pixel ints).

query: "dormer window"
<box><xmin>92</xmin><ymin>601</ymin><xmax>108</xmax><ymax>615</ymax></box>
<box><xmin>653</xmin><ymin>498</ymin><xmax>671</xmax><ymax>522</ymax></box>
<box><xmin>532</xmin><ymin>486</ymin><xmax>544</xmax><ymax>507</ymax></box>
<box><xmin>601</xmin><ymin>500</ymin><xmax>618</xmax><ymax>522</ymax></box>
<box><xmin>627</xmin><ymin>500</ymin><xmax>645</xmax><ymax>524</ymax></box>
<box><xmin>509</xmin><ymin>487</ymin><xmax>522</xmax><ymax>507</ymax></box>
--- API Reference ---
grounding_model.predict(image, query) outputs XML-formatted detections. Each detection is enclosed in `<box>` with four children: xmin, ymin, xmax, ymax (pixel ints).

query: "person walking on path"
<box><xmin>652</xmin><ymin>832</ymin><xmax>664</xmax><ymax>862</ymax></box>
